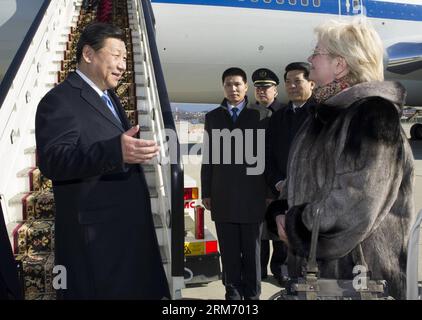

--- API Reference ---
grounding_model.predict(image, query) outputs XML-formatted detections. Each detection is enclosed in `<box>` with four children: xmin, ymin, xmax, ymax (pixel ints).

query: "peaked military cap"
<box><xmin>252</xmin><ymin>68</ymin><xmax>279</xmax><ymax>87</ymax></box>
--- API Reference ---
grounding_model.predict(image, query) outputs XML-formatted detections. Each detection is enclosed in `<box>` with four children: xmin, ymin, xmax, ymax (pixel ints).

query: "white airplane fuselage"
<box><xmin>151</xmin><ymin>0</ymin><xmax>422</xmax><ymax>105</ymax></box>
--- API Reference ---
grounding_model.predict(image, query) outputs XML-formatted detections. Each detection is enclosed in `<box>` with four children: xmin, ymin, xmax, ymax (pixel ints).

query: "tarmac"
<box><xmin>180</xmin><ymin>121</ymin><xmax>422</xmax><ymax>300</ymax></box>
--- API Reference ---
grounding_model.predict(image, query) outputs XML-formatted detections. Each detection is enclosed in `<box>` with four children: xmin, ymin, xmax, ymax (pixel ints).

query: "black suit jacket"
<box><xmin>254</xmin><ymin>98</ymin><xmax>285</xmax><ymax>117</ymax></box>
<box><xmin>201</xmin><ymin>97</ymin><xmax>270</xmax><ymax>223</ymax></box>
<box><xmin>35</xmin><ymin>72</ymin><xmax>169</xmax><ymax>299</ymax></box>
<box><xmin>266</xmin><ymin>98</ymin><xmax>317</xmax><ymax>195</ymax></box>
<box><xmin>0</xmin><ymin>202</ymin><xmax>23</xmax><ymax>300</ymax></box>
<box><xmin>267</xmin><ymin>99</ymin><xmax>285</xmax><ymax>115</ymax></box>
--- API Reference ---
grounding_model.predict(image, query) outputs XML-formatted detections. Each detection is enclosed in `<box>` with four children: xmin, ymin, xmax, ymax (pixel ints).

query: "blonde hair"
<box><xmin>315</xmin><ymin>19</ymin><xmax>384</xmax><ymax>85</ymax></box>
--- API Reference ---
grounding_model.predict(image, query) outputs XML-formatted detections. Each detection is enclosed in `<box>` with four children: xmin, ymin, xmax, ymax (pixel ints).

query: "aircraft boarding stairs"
<box><xmin>0</xmin><ymin>0</ymin><xmax>184</xmax><ymax>299</ymax></box>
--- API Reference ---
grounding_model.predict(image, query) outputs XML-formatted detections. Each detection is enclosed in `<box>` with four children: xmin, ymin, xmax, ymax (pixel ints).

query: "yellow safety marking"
<box><xmin>184</xmin><ymin>241</ymin><xmax>205</xmax><ymax>256</ymax></box>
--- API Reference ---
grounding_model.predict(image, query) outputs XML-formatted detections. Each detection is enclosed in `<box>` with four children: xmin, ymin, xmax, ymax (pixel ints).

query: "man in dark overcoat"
<box><xmin>201</xmin><ymin>67</ymin><xmax>270</xmax><ymax>300</ymax></box>
<box><xmin>266</xmin><ymin>62</ymin><xmax>316</xmax><ymax>196</ymax></box>
<box><xmin>35</xmin><ymin>23</ymin><xmax>170</xmax><ymax>299</ymax></box>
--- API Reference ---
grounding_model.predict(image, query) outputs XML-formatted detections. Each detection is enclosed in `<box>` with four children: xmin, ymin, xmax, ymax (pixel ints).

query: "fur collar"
<box><xmin>323</xmin><ymin>81</ymin><xmax>406</xmax><ymax>112</ymax></box>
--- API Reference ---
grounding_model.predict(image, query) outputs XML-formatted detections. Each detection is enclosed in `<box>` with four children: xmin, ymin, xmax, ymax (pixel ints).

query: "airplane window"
<box><xmin>289</xmin><ymin>0</ymin><xmax>297</xmax><ymax>5</ymax></box>
<box><xmin>276</xmin><ymin>0</ymin><xmax>285</xmax><ymax>4</ymax></box>
<box><xmin>264</xmin><ymin>0</ymin><xmax>273</xmax><ymax>3</ymax></box>
<box><xmin>313</xmin><ymin>0</ymin><xmax>320</xmax><ymax>7</ymax></box>
<box><xmin>301</xmin><ymin>0</ymin><xmax>309</xmax><ymax>6</ymax></box>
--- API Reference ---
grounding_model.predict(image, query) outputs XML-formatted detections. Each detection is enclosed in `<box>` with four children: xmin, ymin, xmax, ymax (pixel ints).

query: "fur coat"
<box><xmin>281</xmin><ymin>81</ymin><xmax>415</xmax><ymax>299</ymax></box>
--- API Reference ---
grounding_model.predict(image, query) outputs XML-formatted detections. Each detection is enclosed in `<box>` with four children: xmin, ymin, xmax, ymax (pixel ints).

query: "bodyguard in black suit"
<box><xmin>0</xmin><ymin>200</ymin><xmax>23</xmax><ymax>300</ymax></box>
<box><xmin>251</xmin><ymin>68</ymin><xmax>288</xmax><ymax>283</ymax></box>
<box><xmin>35</xmin><ymin>23</ymin><xmax>170</xmax><ymax>299</ymax></box>
<box><xmin>201</xmin><ymin>68</ymin><xmax>270</xmax><ymax>300</ymax></box>
<box><xmin>267</xmin><ymin>62</ymin><xmax>316</xmax><ymax>203</ymax></box>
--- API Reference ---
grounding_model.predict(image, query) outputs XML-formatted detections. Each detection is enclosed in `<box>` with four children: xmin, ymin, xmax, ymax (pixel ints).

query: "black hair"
<box><xmin>222</xmin><ymin>67</ymin><xmax>247</xmax><ymax>84</ymax></box>
<box><xmin>284</xmin><ymin>62</ymin><xmax>311</xmax><ymax>81</ymax></box>
<box><xmin>76</xmin><ymin>22</ymin><xmax>126</xmax><ymax>63</ymax></box>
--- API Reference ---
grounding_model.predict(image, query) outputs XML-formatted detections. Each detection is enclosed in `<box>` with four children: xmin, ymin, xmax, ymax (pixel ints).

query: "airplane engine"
<box><xmin>386</xmin><ymin>42</ymin><xmax>422</xmax><ymax>75</ymax></box>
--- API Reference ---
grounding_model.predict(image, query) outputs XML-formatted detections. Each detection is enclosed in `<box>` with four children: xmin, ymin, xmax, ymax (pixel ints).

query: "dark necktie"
<box><xmin>232</xmin><ymin>107</ymin><xmax>239</xmax><ymax>123</ymax></box>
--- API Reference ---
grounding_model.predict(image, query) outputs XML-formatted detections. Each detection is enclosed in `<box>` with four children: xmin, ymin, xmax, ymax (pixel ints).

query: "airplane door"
<box><xmin>339</xmin><ymin>0</ymin><xmax>366</xmax><ymax>16</ymax></box>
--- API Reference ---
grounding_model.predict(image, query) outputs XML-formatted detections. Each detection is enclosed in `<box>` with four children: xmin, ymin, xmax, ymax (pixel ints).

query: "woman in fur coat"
<box><xmin>274</xmin><ymin>19</ymin><xmax>415</xmax><ymax>299</ymax></box>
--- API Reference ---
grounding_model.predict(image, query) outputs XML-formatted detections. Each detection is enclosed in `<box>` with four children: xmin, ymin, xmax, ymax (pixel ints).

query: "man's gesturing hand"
<box><xmin>121</xmin><ymin>125</ymin><xmax>160</xmax><ymax>164</ymax></box>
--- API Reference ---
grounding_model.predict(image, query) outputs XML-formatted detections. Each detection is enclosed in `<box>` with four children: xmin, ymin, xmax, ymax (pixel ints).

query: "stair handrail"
<box><xmin>140</xmin><ymin>0</ymin><xmax>184</xmax><ymax>278</ymax></box>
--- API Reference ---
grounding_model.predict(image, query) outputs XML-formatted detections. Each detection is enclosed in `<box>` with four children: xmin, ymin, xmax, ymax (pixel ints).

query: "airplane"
<box><xmin>150</xmin><ymin>0</ymin><xmax>422</xmax><ymax>105</ymax></box>
<box><xmin>0</xmin><ymin>1</ymin><xmax>421</xmax><ymax>105</ymax></box>
<box><xmin>0</xmin><ymin>0</ymin><xmax>421</xmax><ymax>300</ymax></box>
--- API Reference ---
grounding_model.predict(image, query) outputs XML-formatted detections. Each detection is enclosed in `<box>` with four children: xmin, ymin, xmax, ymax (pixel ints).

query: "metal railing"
<box><xmin>140</xmin><ymin>0</ymin><xmax>185</xmax><ymax>279</ymax></box>
<box><xmin>407</xmin><ymin>208</ymin><xmax>422</xmax><ymax>300</ymax></box>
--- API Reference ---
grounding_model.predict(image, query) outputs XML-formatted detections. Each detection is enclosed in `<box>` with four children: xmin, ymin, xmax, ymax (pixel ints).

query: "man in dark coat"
<box><xmin>266</xmin><ymin>62</ymin><xmax>316</xmax><ymax>194</ymax></box>
<box><xmin>265</xmin><ymin>62</ymin><xmax>315</xmax><ymax>282</ymax></box>
<box><xmin>0</xmin><ymin>200</ymin><xmax>23</xmax><ymax>300</ymax></box>
<box><xmin>251</xmin><ymin>68</ymin><xmax>286</xmax><ymax>282</ymax></box>
<box><xmin>35</xmin><ymin>23</ymin><xmax>170</xmax><ymax>299</ymax></box>
<box><xmin>201</xmin><ymin>67</ymin><xmax>270</xmax><ymax>300</ymax></box>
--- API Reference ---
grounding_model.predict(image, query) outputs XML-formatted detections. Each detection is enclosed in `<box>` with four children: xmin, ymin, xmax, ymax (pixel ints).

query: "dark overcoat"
<box><xmin>0</xmin><ymin>204</ymin><xmax>23</xmax><ymax>300</ymax></box>
<box><xmin>201</xmin><ymin>98</ymin><xmax>270</xmax><ymax>223</ymax></box>
<box><xmin>266</xmin><ymin>98</ymin><xmax>316</xmax><ymax>195</ymax></box>
<box><xmin>265</xmin><ymin>98</ymin><xmax>285</xmax><ymax>115</ymax></box>
<box><xmin>35</xmin><ymin>72</ymin><xmax>170</xmax><ymax>299</ymax></box>
<box><xmin>281</xmin><ymin>81</ymin><xmax>415</xmax><ymax>300</ymax></box>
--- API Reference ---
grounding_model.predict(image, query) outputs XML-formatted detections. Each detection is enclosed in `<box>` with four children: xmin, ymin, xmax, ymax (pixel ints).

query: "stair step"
<box><xmin>7</xmin><ymin>221</ymin><xmax>21</xmax><ymax>239</ymax></box>
<box><xmin>153</xmin><ymin>213</ymin><xmax>163</xmax><ymax>228</ymax></box>
<box><xmin>154</xmin><ymin>213</ymin><xmax>165</xmax><ymax>247</ymax></box>
<box><xmin>142</xmin><ymin>164</ymin><xmax>155</xmax><ymax>172</ymax></box>
<box><xmin>160</xmin><ymin>245</ymin><xmax>169</xmax><ymax>264</ymax></box>
<box><xmin>24</xmin><ymin>146</ymin><xmax>36</xmax><ymax>155</ymax></box>
<box><xmin>8</xmin><ymin>192</ymin><xmax>27</xmax><ymax>206</ymax></box>
<box><xmin>156</xmin><ymin>228</ymin><xmax>164</xmax><ymax>247</ymax></box>
<box><xmin>145</xmin><ymin>171</ymin><xmax>156</xmax><ymax>187</ymax></box>
<box><xmin>149</xmin><ymin>187</ymin><xmax>158</xmax><ymax>198</ymax></box>
<box><xmin>139</xmin><ymin>125</ymin><xmax>151</xmax><ymax>132</ymax></box>
<box><xmin>150</xmin><ymin>198</ymin><xmax>158</xmax><ymax>214</ymax></box>
<box><xmin>17</xmin><ymin>167</ymin><xmax>35</xmax><ymax>178</ymax></box>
